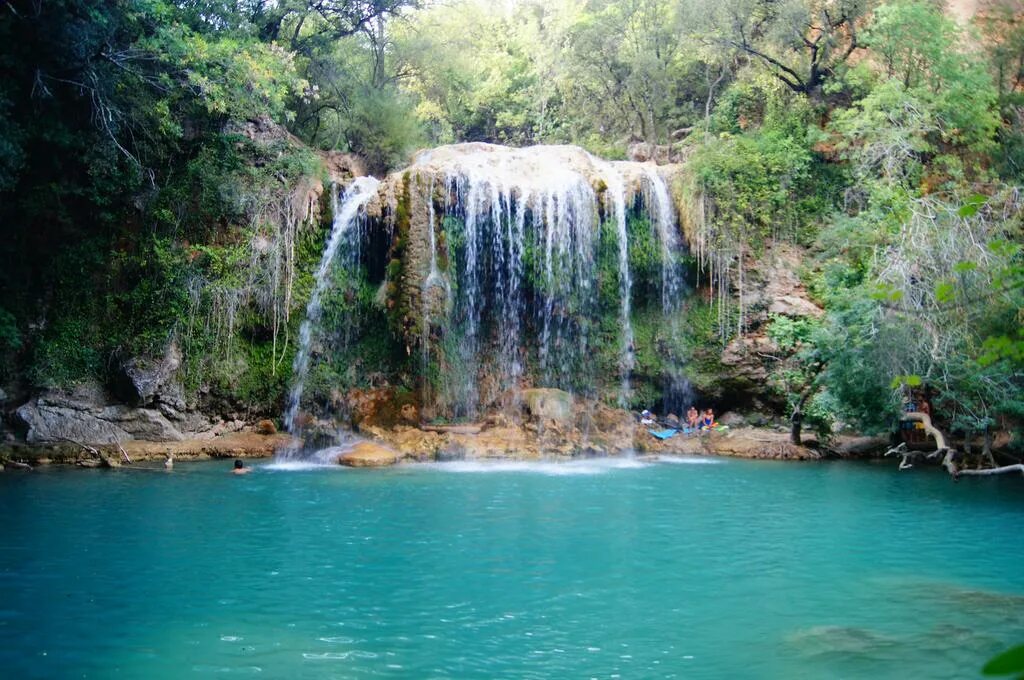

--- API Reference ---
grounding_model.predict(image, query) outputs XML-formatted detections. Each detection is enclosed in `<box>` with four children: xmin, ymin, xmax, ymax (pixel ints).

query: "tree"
<box><xmin>712</xmin><ymin>0</ymin><xmax>872</xmax><ymax>100</ymax></box>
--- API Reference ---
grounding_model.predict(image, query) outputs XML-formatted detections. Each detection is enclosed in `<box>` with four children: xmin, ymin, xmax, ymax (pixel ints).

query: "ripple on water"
<box><xmin>302</xmin><ymin>651</ymin><xmax>379</xmax><ymax>660</ymax></box>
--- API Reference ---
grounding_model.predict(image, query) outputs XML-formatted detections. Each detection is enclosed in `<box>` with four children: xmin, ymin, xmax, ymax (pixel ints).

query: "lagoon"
<box><xmin>1</xmin><ymin>457</ymin><xmax>1023</xmax><ymax>678</ymax></box>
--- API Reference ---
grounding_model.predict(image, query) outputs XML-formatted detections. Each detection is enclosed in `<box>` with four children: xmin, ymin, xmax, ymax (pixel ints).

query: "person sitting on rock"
<box><xmin>700</xmin><ymin>408</ymin><xmax>715</xmax><ymax>430</ymax></box>
<box><xmin>231</xmin><ymin>459</ymin><xmax>251</xmax><ymax>475</ymax></box>
<box><xmin>686</xmin><ymin>406</ymin><xmax>700</xmax><ymax>430</ymax></box>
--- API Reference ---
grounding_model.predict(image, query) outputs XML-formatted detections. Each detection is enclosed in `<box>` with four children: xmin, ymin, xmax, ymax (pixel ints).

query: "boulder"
<box><xmin>718</xmin><ymin>411</ymin><xmax>746</xmax><ymax>427</ymax></box>
<box><xmin>522</xmin><ymin>388</ymin><xmax>574</xmax><ymax>424</ymax></box>
<box><xmin>118</xmin><ymin>341</ymin><xmax>183</xmax><ymax>407</ymax></box>
<box><xmin>338</xmin><ymin>441</ymin><xmax>399</xmax><ymax>467</ymax></box>
<box><xmin>255</xmin><ymin>419</ymin><xmax>277</xmax><ymax>435</ymax></box>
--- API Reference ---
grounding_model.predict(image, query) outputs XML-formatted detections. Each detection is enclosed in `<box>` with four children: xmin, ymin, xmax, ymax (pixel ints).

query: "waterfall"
<box><xmin>435</xmin><ymin>151</ymin><xmax>598</xmax><ymax>417</ymax></box>
<box><xmin>642</xmin><ymin>166</ymin><xmax>683</xmax><ymax>313</ymax></box>
<box><xmin>282</xmin><ymin>177</ymin><xmax>380</xmax><ymax>440</ymax></box>
<box><xmin>404</xmin><ymin>145</ymin><xmax>694</xmax><ymax>419</ymax></box>
<box><xmin>641</xmin><ymin>166</ymin><xmax>693</xmax><ymax>414</ymax></box>
<box><xmin>596</xmin><ymin>161</ymin><xmax>634</xmax><ymax>406</ymax></box>
<box><xmin>284</xmin><ymin>144</ymin><xmax>694</xmax><ymax>444</ymax></box>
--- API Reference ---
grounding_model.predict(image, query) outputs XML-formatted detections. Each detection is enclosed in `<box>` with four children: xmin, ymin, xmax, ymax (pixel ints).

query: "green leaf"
<box><xmin>983</xmin><ymin>644</ymin><xmax>1024</xmax><ymax>676</ymax></box>
<box><xmin>958</xmin><ymin>194</ymin><xmax>988</xmax><ymax>218</ymax></box>
<box><xmin>890</xmin><ymin>374</ymin><xmax>922</xmax><ymax>389</ymax></box>
<box><xmin>952</xmin><ymin>261</ymin><xmax>977</xmax><ymax>274</ymax></box>
<box><xmin>935</xmin><ymin>281</ymin><xmax>955</xmax><ymax>303</ymax></box>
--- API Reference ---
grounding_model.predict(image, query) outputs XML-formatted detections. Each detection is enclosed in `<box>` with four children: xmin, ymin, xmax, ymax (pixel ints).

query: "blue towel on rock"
<box><xmin>648</xmin><ymin>428</ymin><xmax>679</xmax><ymax>440</ymax></box>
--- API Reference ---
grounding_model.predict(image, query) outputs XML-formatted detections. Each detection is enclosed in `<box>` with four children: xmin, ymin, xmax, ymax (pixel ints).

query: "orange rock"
<box><xmin>338</xmin><ymin>442</ymin><xmax>399</xmax><ymax>468</ymax></box>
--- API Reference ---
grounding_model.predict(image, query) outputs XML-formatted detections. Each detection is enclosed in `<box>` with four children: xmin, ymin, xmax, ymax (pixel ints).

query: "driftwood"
<box><xmin>887</xmin><ymin>412</ymin><xmax>1023</xmax><ymax>478</ymax></box>
<box><xmin>420</xmin><ymin>424</ymin><xmax>483</xmax><ymax>435</ymax></box>
<box><xmin>4</xmin><ymin>460</ymin><xmax>32</xmax><ymax>471</ymax></box>
<box><xmin>61</xmin><ymin>437</ymin><xmax>100</xmax><ymax>455</ymax></box>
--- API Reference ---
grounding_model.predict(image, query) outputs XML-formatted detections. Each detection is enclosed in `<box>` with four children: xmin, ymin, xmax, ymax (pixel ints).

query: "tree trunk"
<box><xmin>982</xmin><ymin>426</ymin><xmax>996</xmax><ymax>468</ymax></box>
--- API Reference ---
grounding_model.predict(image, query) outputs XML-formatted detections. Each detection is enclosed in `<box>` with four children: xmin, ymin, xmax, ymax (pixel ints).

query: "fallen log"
<box><xmin>888</xmin><ymin>413</ymin><xmax>1023</xmax><ymax>479</ymax></box>
<box><xmin>420</xmin><ymin>424</ymin><xmax>483</xmax><ymax>435</ymax></box>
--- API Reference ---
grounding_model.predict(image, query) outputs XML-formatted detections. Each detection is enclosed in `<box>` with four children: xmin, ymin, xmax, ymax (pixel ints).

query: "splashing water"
<box><xmin>283</xmin><ymin>177</ymin><xmax>380</xmax><ymax>440</ymax></box>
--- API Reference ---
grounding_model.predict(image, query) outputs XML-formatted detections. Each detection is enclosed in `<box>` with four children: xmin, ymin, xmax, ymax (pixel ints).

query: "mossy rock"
<box><xmin>522</xmin><ymin>388</ymin><xmax>574</xmax><ymax>423</ymax></box>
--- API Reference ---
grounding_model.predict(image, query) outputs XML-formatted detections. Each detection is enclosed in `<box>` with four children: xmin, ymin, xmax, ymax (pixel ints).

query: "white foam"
<box><xmin>266</xmin><ymin>445</ymin><xmax>350</xmax><ymax>470</ymax></box>
<box><xmin>262</xmin><ymin>461</ymin><xmax>344</xmax><ymax>472</ymax></box>
<box><xmin>656</xmin><ymin>456</ymin><xmax>723</xmax><ymax>465</ymax></box>
<box><xmin>422</xmin><ymin>458</ymin><xmax>650</xmax><ymax>476</ymax></box>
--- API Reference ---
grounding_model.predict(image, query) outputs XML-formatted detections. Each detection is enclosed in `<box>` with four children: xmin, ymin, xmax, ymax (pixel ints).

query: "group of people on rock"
<box><xmin>686</xmin><ymin>406</ymin><xmax>718</xmax><ymax>431</ymax></box>
<box><xmin>641</xmin><ymin>406</ymin><xmax>719</xmax><ymax>432</ymax></box>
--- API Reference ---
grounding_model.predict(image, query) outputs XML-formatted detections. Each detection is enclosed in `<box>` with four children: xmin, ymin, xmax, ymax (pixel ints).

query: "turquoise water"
<box><xmin>1</xmin><ymin>456</ymin><xmax>1023</xmax><ymax>679</ymax></box>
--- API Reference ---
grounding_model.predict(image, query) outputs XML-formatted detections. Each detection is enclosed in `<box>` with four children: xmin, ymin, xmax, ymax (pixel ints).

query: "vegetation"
<box><xmin>0</xmin><ymin>0</ymin><xmax>1022</xmax><ymax>450</ymax></box>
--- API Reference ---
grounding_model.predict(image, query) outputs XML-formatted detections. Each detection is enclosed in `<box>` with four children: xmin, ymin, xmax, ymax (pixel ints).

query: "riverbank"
<box><xmin>0</xmin><ymin>415</ymin><xmax>893</xmax><ymax>470</ymax></box>
<box><xmin>0</xmin><ymin>432</ymin><xmax>298</xmax><ymax>469</ymax></box>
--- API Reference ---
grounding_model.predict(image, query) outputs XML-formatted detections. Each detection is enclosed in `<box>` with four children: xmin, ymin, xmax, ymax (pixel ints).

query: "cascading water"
<box><xmin>282</xmin><ymin>176</ymin><xmax>380</xmax><ymax>444</ymax></box>
<box><xmin>427</xmin><ymin>149</ymin><xmax>601</xmax><ymax>417</ymax></box>
<box><xmin>595</xmin><ymin>161</ymin><xmax>635</xmax><ymax>406</ymax></box>
<box><xmin>283</xmin><ymin>144</ymin><xmax>695</xmax><ymax>451</ymax></box>
<box><xmin>411</xmin><ymin>145</ymin><xmax>689</xmax><ymax>419</ymax></box>
<box><xmin>640</xmin><ymin>166</ymin><xmax>693</xmax><ymax>413</ymax></box>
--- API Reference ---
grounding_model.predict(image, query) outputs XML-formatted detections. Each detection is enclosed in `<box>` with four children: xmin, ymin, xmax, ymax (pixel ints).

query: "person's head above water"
<box><xmin>234</xmin><ymin>459</ymin><xmax>244</xmax><ymax>469</ymax></box>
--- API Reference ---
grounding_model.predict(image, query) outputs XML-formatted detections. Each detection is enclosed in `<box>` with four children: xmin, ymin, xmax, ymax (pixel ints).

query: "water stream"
<box><xmin>282</xmin><ymin>177</ymin><xmax>380</xmax><ymax>439</ymax></box>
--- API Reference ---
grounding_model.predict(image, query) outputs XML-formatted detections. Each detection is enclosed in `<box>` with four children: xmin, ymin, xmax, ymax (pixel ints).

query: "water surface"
<box><xmin>1</xmin><ymin>457</ymin><xmax>1022</xmax><ymax>678</ymax></box>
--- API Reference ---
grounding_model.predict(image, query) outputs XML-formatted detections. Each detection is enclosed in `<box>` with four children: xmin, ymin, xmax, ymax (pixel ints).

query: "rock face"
<box><xmin>362</xmin><ymin>142</ymin><xmax>688</xmax><ymax>418</ymax></box>
<box><xmin>636</xmin><ymin>426</ymin><xmax>821</xmax><ymax>460</ymax></box>
<box><xmin>17</xmin><ymin>383</ymin><xmax>185</xmax><ymax>444</ymax></box>
<box><xmin>117</xmin><ymin>341</ymin><xmax>183</xmax><ymax>407</ymax></box>
<box><xmin>522</xmin><ymin>388</ymin><xmax>574</xmax><ymax>424</ymax></box>
<box><xmin>691</xmin><ymin>243</ymin><xmax>825</xmax><ymax>408</ymax></box>
<box><xmin>11</xmin><ymin>376</ymin><xmax>257</xmax><ymax>445</ymax></box>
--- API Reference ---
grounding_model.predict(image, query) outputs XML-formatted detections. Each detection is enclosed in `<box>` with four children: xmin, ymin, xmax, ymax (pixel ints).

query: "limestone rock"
<box><xmin>744</xmin><ymin>244</ymin><xmax>824</xmax><ymax>324</ymax></box>
<box><xmin>118</xmin><ymin>341</ymin><xmax>183</xmax><ymax>407</ymax></box>
<box><xmin>399</xmin><ymin>403</ymin><xmax>419</xmax><ymax>425</ymax></box>
<box><xmin>522</xmin><ymin>388</ymin><xmax>574</xmax><ymax>424</ymax></box>
<box><xmin>338</xmin><ymin>441</ymin><xmax>399</xmax><ymax>467</ymax></box>
<box><xmin>323</xmin><ymin>151</ymin><xmax>367</xmax><ymax>184</ymax></box>
<box><xmin>718</xmin><ymin>411</ymin><xmax>746</xmax><ymax>427</ymax></box>
<box><xmin>385</xmin><ymin>426</ymin><xmax>444</xmax><ymax>461</ymax></box>
<box><xmin>720</xmin><ymin>334</ymin><xmax>779</xmax><ymax>383</ymax></box>
<box><xmin>16</xmin><ymin>383</ymin><xmax>185</xmax><ymax>444</ymax></box>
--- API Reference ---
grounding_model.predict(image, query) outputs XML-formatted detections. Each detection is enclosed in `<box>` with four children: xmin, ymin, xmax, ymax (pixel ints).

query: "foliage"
<box><xmin>2</xmin><ymin>0</ymin><xmax>1024</xmax><ymax>436</ymax></box>
<box><xmin>984</xmin><ymin>643</ymin><xmax>1024</xmax><ymax>679</ymax></box>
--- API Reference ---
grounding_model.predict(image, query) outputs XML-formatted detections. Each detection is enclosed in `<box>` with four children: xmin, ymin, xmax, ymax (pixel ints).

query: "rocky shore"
<box><xmin>0</xmin><ymin>432</ymin><xmax>297</xmax><ymax>469</ymax></box>
<box><xmin>1</xmin><ymin>387</ymin><xmax>892</xmax><ymax>470</ymax></box>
